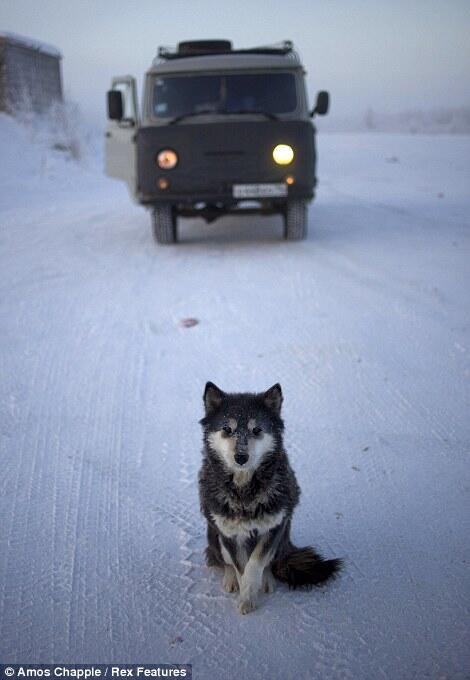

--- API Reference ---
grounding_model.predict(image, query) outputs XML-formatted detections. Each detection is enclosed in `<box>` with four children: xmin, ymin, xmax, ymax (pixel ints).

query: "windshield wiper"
<box><xmin>225</xmin><ymin>109</ymin><xmax>278</xmax><ymax>121</ymax></box>
<box><xmin>169</xmin><ymin>108</ymin><xmax>279</xmax><ymax>124</ymax></box>
<box><xmin>169</xmin><ymin>109</ymin><xmax>219</xmax><ymax>124</ymax></box>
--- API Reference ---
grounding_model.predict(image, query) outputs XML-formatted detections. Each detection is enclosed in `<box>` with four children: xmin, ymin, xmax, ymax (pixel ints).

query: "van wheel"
<box><xmin>152</xmin><ymin>205</ymin><xmax>177</xmax><ymax>244</ymax></box>
<box><xmin>283</xmin><ymin>200</ymin><xmax>308</xmax><ymax>241</ymax></box>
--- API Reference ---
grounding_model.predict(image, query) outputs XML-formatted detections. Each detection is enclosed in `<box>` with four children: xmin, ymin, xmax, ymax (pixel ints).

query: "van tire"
<box><xmin>284</xmin><ymin>200</ymin><xmax>308</xmax><ymax>241</ymax></box>
<box><xmin>152</xmin><ymin>205</ymin><xmax>177</xmax><ymax>244</ymax></box>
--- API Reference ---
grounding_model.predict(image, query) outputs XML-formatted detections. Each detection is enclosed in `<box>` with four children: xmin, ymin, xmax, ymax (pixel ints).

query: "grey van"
<box><xmin>105</xmin><ymin>40</ymin><xmax>329</xmax><ymax>244</ymax></box>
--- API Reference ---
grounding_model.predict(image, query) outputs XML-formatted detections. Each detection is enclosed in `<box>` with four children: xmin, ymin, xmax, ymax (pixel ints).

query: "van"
<box><xmin>105</xmin><ymin>40</ymin><xmax>329</xmax><ymax>244</ymax></box>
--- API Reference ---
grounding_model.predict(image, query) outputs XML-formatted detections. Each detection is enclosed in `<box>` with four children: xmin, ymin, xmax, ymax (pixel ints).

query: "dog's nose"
<box><xmin>234</xmin><ymin>453</ymin><xmax>248</xmax><ymax>466</ymax></box>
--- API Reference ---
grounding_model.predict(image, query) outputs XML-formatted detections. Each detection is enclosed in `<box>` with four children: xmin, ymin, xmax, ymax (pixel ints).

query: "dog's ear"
<box><xmin>203</xmin><ymin>382</ymin><xmax>224</xmax><ymax>415</ymax></box>
<box><xmin>263</xmin><ymin>383</ymin><xmax>283</xmax><ymax>415</ymax></box>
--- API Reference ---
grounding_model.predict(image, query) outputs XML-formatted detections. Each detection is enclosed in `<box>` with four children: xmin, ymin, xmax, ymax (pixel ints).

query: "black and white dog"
<box><xmin>198</xmin><ymin>382</ymin><xmax>342</xmax><ymax>614</ymax></box>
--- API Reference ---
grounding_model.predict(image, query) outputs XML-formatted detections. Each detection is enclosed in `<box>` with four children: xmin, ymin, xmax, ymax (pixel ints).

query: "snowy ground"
<box><xmin>1</xmin><ymin>116</ymin><xmax>469</xmax><ymax>679</ymax></box>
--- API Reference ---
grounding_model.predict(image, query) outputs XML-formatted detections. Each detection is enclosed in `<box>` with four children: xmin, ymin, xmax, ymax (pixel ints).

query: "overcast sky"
<box><xmin>1</xmin><ymin>0</ymin><xmax>469</xmax><ymax>126</ymax></box>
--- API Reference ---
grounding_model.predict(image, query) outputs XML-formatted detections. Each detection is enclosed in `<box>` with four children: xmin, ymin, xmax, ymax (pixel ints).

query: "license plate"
<box><xmin>233</xmin><ymin>183</ymin><xmax>287</xmax><ymax>198</ymax></box>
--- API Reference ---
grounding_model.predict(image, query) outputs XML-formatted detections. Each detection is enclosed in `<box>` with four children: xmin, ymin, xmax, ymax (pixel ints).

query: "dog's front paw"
<box><xmin>223</xmin><ymin>566</ymin><xmax>239</xmax><ymax>593</ymax></box>
<box><xmin>262</xmin><ymin>569</ymin><xmax>276</xmax><ymax>594</ymax></box>
<box><xmin>238</xmin><ymin>597</ymin><xmax>257</xmax><ymax>614</ymax></box>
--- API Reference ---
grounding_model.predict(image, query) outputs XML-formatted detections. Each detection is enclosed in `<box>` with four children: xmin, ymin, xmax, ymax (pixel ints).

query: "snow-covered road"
<box><xmin>1</xmin><ymin>121</ymin><xmax>469</xmax><ymax>679</ymax></box>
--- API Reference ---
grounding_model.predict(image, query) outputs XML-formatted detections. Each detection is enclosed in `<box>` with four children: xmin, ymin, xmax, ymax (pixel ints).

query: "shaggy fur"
<box><xmin>198</xmin><ymin>382</ymin><xmax>342</xmax><ymax>613</ymax></box>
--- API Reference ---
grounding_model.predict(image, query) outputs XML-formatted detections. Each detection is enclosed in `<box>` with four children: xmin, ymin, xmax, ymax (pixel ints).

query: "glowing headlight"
<box><xmin>156</xmin><ymin>149</ymin><xmax>178</xmax><ymax>169</ymax></box>
<box><xmin>273</xmin><ymin>144</ymin><xmax>294</xmax><ymax>165</ymax></box>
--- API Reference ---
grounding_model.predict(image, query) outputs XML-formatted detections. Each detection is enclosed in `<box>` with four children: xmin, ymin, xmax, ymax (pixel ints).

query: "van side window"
<box><xmin>114</xmin><ymin>82</ymin><xmax>134</xmax><ymax>120</ymax></box>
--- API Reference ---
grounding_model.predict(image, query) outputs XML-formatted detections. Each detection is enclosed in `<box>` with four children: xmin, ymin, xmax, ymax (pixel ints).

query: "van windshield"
<box><xmin>152</xmin><ymin>72</ymin><xmax>297</xmax><ymax>118</ymax></box>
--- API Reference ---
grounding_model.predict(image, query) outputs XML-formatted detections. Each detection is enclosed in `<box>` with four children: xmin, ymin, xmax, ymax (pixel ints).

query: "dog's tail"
<box><xmin>272</xmin><ymin>545</ymin><xmax>343</xmax><ymax>589</ymax></box>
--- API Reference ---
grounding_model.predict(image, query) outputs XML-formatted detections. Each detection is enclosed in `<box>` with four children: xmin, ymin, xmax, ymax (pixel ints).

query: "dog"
<box><xmin>198</xmin><ymin>382</ymin><xmax>342</xmax><ymax>614</ymax></box>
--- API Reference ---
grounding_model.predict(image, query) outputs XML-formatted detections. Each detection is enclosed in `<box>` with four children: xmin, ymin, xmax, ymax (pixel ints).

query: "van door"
<box><xmin>105</xmin><ymin>76</ymin><xmax>139</xmax><ymax>196</ymax></box>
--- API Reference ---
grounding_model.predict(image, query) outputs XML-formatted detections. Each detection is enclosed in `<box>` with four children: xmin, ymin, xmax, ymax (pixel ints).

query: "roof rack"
<box><xmin>157</xmin><ymin>40</ymin><xmax>295</xmax><ymax>61</ymax></box>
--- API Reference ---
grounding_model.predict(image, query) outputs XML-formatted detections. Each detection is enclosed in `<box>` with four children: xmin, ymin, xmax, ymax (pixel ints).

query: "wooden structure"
<box><xmin>0</xmin><ymin>32</ymin><xmax>62</xmax><ymax>114</ymax></box>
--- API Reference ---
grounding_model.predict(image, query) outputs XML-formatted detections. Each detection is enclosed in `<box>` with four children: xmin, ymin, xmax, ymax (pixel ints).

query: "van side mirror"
<box><xmin>107</xmin><ymin>90</ymin><xmax>123</xmax><ymax>120</ymax></box>
<box><xmin>311</xmin><ymin>91</ymin><xmax>330</xmax><ymax>117</ymax></box>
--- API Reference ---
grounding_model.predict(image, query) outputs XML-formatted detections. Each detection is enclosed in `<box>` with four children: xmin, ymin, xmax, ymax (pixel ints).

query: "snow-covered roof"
<box><xmin>0</xmin><ymin>31</ymin><xmax>62</xmax><ymax>58</ymax></box>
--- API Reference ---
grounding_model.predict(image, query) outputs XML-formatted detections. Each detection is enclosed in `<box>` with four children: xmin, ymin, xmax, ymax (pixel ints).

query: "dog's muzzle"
<box><xmin>234</xmin><ymin>453</ymin><xmax>249</xmax><ymax>466</ymax></box>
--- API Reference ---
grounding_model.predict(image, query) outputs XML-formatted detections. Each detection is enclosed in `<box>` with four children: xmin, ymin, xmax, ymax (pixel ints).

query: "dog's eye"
<box><xmin>222</xmin><ymin>426</ymin><xmax>232</xmax><ymax>435</ymax></box>
<box><xmin>252</xmin><ymin>426</ymin><xmax>262</xmax><ymax>436</ymax></box>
